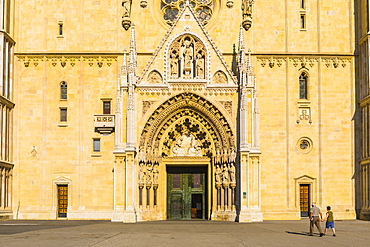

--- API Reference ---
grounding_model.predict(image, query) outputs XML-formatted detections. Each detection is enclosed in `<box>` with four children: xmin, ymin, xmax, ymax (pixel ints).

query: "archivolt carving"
<box><xmin>168</xmin><ymin>34</ymin><xmax>206</xmax><ymax>79</ymax></box>
<box><xmin>139</xmin><ymin>92</ymin><xmax>234</xmax><ymax>159</ymax></box>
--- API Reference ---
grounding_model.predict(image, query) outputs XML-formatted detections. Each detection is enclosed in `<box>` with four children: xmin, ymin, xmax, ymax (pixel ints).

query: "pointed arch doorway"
<box><xmin>138</xmin><ymin>93</ymin><xmax>236</xmax><ymax>221</ymax></box>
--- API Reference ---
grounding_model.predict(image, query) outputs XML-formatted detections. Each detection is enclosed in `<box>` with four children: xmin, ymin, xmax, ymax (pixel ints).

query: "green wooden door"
<box><xmin>167</xmin><ymin>167</ymin><xmax>207</xmax><ymax>220</ymax></box>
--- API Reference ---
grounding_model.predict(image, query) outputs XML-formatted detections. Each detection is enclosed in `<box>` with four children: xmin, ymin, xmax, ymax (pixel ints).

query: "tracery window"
<box><xmin>161</xmin><ymin>0</ymin><xmax>214</xmax><ymax>25</ymax></box>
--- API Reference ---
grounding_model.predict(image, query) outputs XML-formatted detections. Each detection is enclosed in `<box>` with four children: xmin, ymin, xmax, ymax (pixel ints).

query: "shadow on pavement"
<box><xmin>0</xmin><ymin>220</ymin><xmax>108</xmax><ymax>235</ymax></box>
<box><xmin>285</xmin><ymin>231</ymin><xmax>312</xmax><ymax>236</ymax></box>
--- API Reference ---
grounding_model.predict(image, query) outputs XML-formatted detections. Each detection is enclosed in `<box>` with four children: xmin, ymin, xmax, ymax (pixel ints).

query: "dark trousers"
<box><xmin>310</xmin><ymin>217</ymin><xmax>322</xmax><ymax>235</ymax></box>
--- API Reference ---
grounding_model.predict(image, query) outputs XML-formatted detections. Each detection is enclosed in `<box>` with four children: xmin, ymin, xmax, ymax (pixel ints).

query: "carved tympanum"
<box><xmin>213</xmin><ymin>71</ymin><xmax>227</xmax><ymax>84</ymax></box>
<box><xmin>148</xmin><ymin>70</ymin><xmax>162</xmax><ymax>84</ymax></box>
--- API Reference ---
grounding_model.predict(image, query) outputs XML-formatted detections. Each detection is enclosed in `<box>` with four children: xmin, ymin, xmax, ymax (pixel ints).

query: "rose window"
<box><xmin>161</xmin><ymin>0</ymin><xmax>214</xmax><ymax>25</ymax></box>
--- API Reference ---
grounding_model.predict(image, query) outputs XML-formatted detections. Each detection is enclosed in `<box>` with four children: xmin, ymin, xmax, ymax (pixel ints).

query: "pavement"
<box><xmin>0</xmin><ymin>219</ymin><xmax>369</xmax><ymax>247</ymax></box>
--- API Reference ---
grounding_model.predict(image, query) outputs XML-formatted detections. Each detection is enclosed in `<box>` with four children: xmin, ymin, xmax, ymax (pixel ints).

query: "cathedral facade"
<box><xmin>356</xmin><ymin>0</ymin><xmax>370</xmax><ymax>221</ymax></box>
<box><xmin>0</xmin><ymin>0</ymin><xmax>15</xmax><ymax>220</ymax></box>
<box><xmin>9</xmin><ymin>0</ymin><xmax>357</xmax><ymax>222</ymax></box>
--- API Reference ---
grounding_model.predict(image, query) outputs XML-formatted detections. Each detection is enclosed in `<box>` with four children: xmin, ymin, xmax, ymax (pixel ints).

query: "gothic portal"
<box><xmin>112</xmin><ymin>4</ymin><xmax>262</xmax><ymax>222</ymax></box>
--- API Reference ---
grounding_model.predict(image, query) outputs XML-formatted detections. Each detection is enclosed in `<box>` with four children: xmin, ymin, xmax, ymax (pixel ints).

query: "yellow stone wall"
<box><xmin>12</xmin><ymin>0</ymin><xmax>356</xmax><ymax>220</ymax></box>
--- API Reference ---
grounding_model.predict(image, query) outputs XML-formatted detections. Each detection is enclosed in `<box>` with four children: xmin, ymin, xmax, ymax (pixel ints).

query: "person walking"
<box><xmin>322</xmin><ymin>206</ymin><xmax>336</xmax><ymax>236</ymax></box>
<box><xmin>309</xmin><ymin>202</ymin><xmax>324</xmax><ymax>237</ymax></box>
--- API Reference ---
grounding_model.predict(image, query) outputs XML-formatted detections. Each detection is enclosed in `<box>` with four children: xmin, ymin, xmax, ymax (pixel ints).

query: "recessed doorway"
<box><xmin>300</xmin><ymin>184</ymin><xmax>310</xmax><ymax>217</ymax></box>
<box><xmin>167</xmin><ymin>166</ymin><xmax>207</xmax><ymax>220</ymax></box>
<box><xmin>57</xmin><ymin>184</ymin><xmax>68</xmax><ymax>218</ymax></box>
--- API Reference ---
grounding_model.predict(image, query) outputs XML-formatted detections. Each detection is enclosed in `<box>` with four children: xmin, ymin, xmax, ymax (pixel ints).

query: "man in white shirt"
<box><xmin>309</xmin><ymin>202</ymin><xmax>324</xmax><ymax>237</ymax></box>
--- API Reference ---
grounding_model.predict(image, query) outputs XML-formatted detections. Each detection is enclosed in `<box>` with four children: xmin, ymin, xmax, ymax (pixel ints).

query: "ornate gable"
<box><xmin>137</xmin><ymin>2</ymin><xmax>237</xmax><ymax>85</ymax></box>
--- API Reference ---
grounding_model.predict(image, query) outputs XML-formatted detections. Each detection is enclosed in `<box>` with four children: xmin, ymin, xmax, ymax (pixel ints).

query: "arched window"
<box><xmin>299</xmin><ymin>73</ymin><xmax>308</xmax><ymax>99</ymax></box>
<box><xmin>60</xmin><ymin>81</ymin><xmax>67</xmax><ymax>99</ymax></box>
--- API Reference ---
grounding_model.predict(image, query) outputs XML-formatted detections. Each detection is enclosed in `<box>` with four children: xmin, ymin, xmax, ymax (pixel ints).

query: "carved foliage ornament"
<box><xmin>161</xmin><ymin>0</ymin><xmax>214</xmax><ymax>25</ymax></box>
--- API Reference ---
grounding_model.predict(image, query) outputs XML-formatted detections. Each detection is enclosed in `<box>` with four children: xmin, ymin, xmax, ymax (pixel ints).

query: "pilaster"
<box><xmin>238</xmin><ymin>152</ymin><xmax>263</xmax><ymax>222</ymax></box>
<box><xmin>111</xmin><ymin>156</ymin><xmax>125</xmax><ymax>222</ymax></box>
<box><xmin>122</xmin><ymin>151</ymin><xmax>137</xmax><ymax>222</ymax></box>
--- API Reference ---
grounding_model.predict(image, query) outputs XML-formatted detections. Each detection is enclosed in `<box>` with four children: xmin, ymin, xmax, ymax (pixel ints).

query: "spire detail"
<box><xmin>238</xmin><ymin>24</ymin><xmax>246</xmax><ymax>74</ymax></box>
<box><xmin>129</xmin><ymin>24</ymin><xmax>137</xmax><ymax>76</ymax></box>
<box><xmin>247</xmin><ymin>48</ymin><xmax>253</xmax><ymax>75</ymax></box>
<box><xmin>120</xmin><ymin>51</ymin><xmax>128</xmax><ymax>87</ymax></box>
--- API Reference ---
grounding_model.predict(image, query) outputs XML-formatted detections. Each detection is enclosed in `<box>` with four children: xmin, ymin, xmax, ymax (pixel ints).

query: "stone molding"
<box><xmin>256</xmin><ymin>56</ymin><xmax>352</xmax><ymax>68</ymax></box>
<box><xmin>16</xmin><ymin>55</ymin><xmax>118</xmax><ymax>68</ymax></box>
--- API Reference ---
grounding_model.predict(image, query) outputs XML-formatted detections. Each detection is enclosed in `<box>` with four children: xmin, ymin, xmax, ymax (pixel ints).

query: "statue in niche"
<box><xmin>222</xmin><ymin>149</ymin><xmax>229</xmax><ymax>164</ymax></box>
<box><xmin>215</xmin><ymin>165</ymin><xmax>222</xmax><ymax>184</ymax></box>
<box><xmin>137</xmin><ymin>148</ymin><xmax>146</xmax><ymax>163</ymax></box>
<box><xmin>170</xmin><ymin>54</ymin><xmax>178</xmax><ymax>77</ymax></box>
<box><xmin>196</xmin><ymin>53</ymin><xmax>204</xmax><ymax>78</ymax></box>
<box><xmin>146</xmin><ymin>164</ymin><xmax>152</xmax><ymax>184</ymax></box>
<box><xmin>148</xmin><ymin>71</ymin><xmax>162</xmax><ymax>84</ymax></box>
<box><xmin>121</xmin><ymin>0</ymin><xmax>132</xmax><ymax>30</ymax></box>
<box><xmin>122</xmin><ymin>0</ymin><xmax>131</xmax><ymax>17</ymax></box>
<box><xmin>229</xmin><ymin>164</ymin><xmax>236</xmax><ymax>183</ymax></box>
<box><xmin>172</xmin><ymin>131</ymin><xmax>202</xmax><ymax>156</ymax></box>
<box><xmin>222</xmin><ymin>164</ymin><xmax>229</xmax><ymax>184</ymax></box>
<box><xmin>214</xmin><ymin>149</ymin><xmax>222</xmax><ymax>164</ymax></box>
<box><xmin>138</xmin><ymin>163</ymin><xmax>145</xmax><ymax>184</ymax></box>
<box><xmin>229</xmin><ymin>148</ymin><xmax>236</xmax><ymax>164</ymax></box>
<box><xmin>153</xmin><ymin>164</ymin><xmax>159</xmax><ymax>184</ymax></box>
<box><xmin>241</xmin><ymin>0</ymin><xmax>254</xmax><ymax>31</ymax></box>
<box><xmin>181</xmin><ymin>38</ymin><xmax>193</xmax><ymax>76</ymax></box>
<box><xmin>242</xmin><ymin>0</ymin><xmax>254</xmax><ymax>17</ymax></box>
